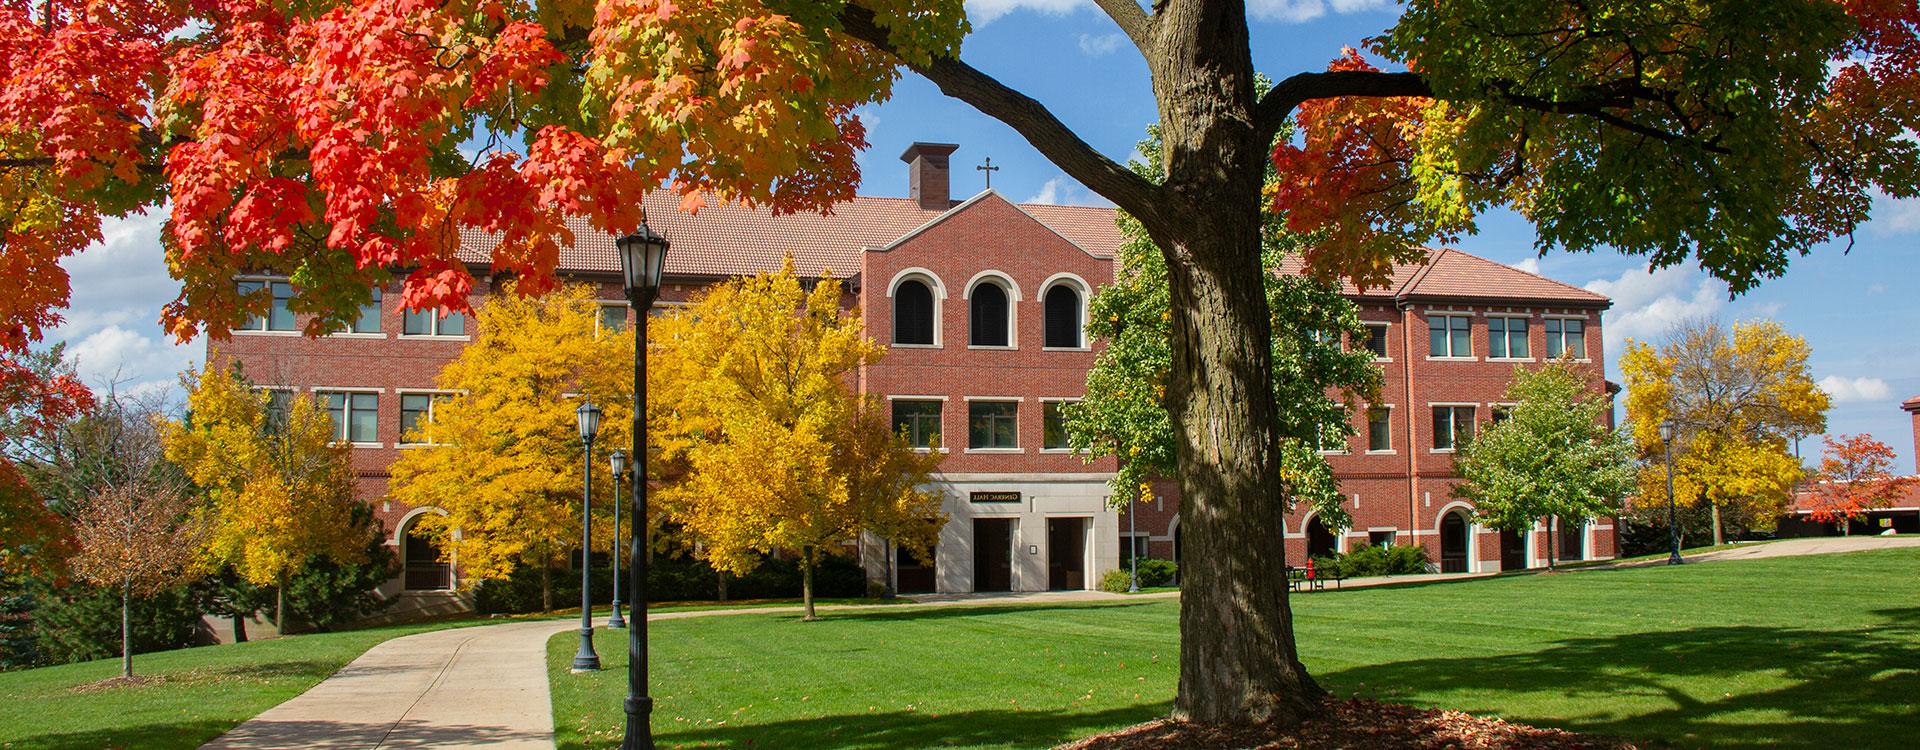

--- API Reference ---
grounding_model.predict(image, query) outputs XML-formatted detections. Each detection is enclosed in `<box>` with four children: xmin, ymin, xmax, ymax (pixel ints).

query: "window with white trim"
<box><xmin>968</xmin><ymin>401</ymin><xmax>1018</xmax><ymax>449</ymax></box>
<box><xmin>1545</xmin><ymin>318</ymin><xmax>1587</xmax><ymax>359</ymax></box>
<box><xmin>891</xmin><ymin>400</ymin><xmax>942</xmax><ymax>449</ymax></box>
<box><xmin>238</xmin><ymin>279</ymin><xmax>296</xmax><ymax>332</ymax></box>
<box><xmin>969</xmin><ymin>282</ymin><xmax>1011</xmax><ymax>347</ymax></box>
<box><xmin>342</xmin><ymin>287</ymin><xmax>382</xmax><ymax>334</ymax></box>
<box><xmin>1488</xmin><ymin>316</ymin><xmax>1530</xmax><ymax>359</ymax></box>
<box><xmin>1431</xmin><ymin>405</ymin><xmax>1474</xmax><ymax>451</ymax></box>
<box><xmin>1042</xmin><ymin>400</ymin><xmax>1073</xmax><ymax>450</ymax></box>
<box><xmin>893</xmin><ymin>279</ymin><xmax>936</xmax><ymax>346</ymax></box>
<box><xmin>1427</xmin><ymin>314</ymin><xmax>1471</xmax><ymax>357</ymax></box>
<box><xmin>1042</xmin><ymin>285</ymin><xmax>1082</xmax><ymax>348</ymax></box>
<box><xmin>1367</xmin><ymin>407</ymin><xmax>1391</xmax><ymax>452</ymax></box>
<box><xmin>399</xmin><ymin>393</ymin><xmax>452</xmax><ymax>445</ymax></box>
<box><xmin>403</xmin><ymin>307</ymin><xmax>469</xmax><ymax>337</ymax></box>
<box><xmin>1364</xmin><ymin>324</ymin><xmax>1389</xmax><ymax>358</ymax></box>
<box><xmin>319</xmin><ymin>391</ymin><xmax>379</xmax><ymax>444</ymax></box>
<box><xmin>598</xmin><ymin>303</ymin><xmax>629</xmax><ymax>334</ymax></box>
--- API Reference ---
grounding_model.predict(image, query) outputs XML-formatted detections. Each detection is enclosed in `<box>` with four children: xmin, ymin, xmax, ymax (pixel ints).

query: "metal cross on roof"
<box><xmin>977</xmin><ymin>156</ymin><xmax>1000</xmax><ymax>189</ymax></box>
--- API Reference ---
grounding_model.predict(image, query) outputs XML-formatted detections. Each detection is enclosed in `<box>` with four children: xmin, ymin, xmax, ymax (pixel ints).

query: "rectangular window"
<box><xmin>320</xmin><ymin>391</ymin><xmax>379</xmax><ymax>444</ymax></box>
<box><xmin>1365</xmin><ymin>324</ymin><xmax>1389</xmax><ymax>358</ymax></box>
<box><xmin>261</xmin><ymin>389</ymin><xmax>294</xmax><ymax>432</ymax></box>
<box><xmin>1317</xmin><ymin>409</ymin><xmax>1348</xmax><ymax>453</ymax></box>
<box><xmin>1489</xmin><ymin>316</ymin><xmax>1529</xmax><ymax>359</ymax></box>
<box><xmin>238</xmin><ymin>279</ymin><xmax>297</xmax><ymax>332</ymax></box>
<box><xmin>1431</xmin><ymin>405</ymin><xmax>1475</xmax><ymax>451</ymax></box>
<box><xmin>891</xmin><ymin>400</ymin><xmax>943</xmax><ymax>449</ymax></box>
<box><xmin>403</xmin><ymin>307</ymin><xmax>470</xmax><ymax>337</ymax></box>
<box><xmin>1545</xmin><ymin>318</ymin><xmax>1587</xmax><ymax>359</ymax></box>
<box><xmin>1368</xmin><ymin>530</ymin><xmax>1397</xmax><ymax>549</ymax></box>
<box><xmin>1367</xmin><ymin>407</ymin><xmax>1391</xmax><ymax>452</ymax></box>
<box><xmin>399</xmin><ymin>393</ymin><xmax>451</xmax><ymax>445</ymax></box>
<box><xmin>1490</xmin><ymin>405</ymin><xmax>1513</xmax><ymax>425</ymax></box>
<box><xmin>1427</xmin><ymin>314</ymin><xmax>1471</xmax><ymax>357</ymax></box>
<box><xmin>968</xmin><ymin>401</ymin><xmax>1018</xmax><ymax>450</ymax></box>
<box><xmin>348</xmin><ymin>287</ymin><xmax>382</xmax><ymax>334</ymax></box>
<box><xmin>1042</xmin><ymin>401</ymin><xmax>1072</xmax><ymax>450</ymax></box>
<box><xmin>599</xmin><ymin>303</ymin><xmax>628</xmax><ymax>333</ymax></box>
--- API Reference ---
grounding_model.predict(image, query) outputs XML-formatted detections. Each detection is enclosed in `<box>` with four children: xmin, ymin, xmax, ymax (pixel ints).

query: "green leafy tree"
<box><xmin>1065</xmin><ymin>124</ymin><xmax>1382</xmax><ymax>534</ymax></box>
<box><xmin>1451</xmin><ymin>363</ymin><xmax>1636</xmax><ymax>569</ymax></box>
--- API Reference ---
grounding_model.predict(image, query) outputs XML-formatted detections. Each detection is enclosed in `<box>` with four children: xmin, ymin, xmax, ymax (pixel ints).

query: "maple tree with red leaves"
<box><xmin>1806</xmin><ymin>433</ymin><xmax>1917</xmax><ymax>534</ymax></box>
<box><xmin>2</xmin><ymin>0</ymin><xmax>1916</xmax><ymax>731</ymax></box>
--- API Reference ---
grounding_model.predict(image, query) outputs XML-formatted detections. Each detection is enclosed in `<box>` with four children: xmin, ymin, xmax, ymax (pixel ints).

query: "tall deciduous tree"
<box><xmin>0</xmin><ymin>346</ymin><xmax>93</xmax><ymax>576</ymax></box>
<box><xmin>388</xmin><ymin>283</ymin><xmax>632</xmax><ymax>613</ymax></box>
<box><xmin>1621</xmin><ymin>319</ymin><xmax>1830</xmax><ymax>545</ymax></box>
<box><xmin>652</xmin><ymin>264</ymin><xmax>944</xmax><ymax>621</ymax></box>
<box><xmin>68</xmin><ymin>483</ymin><xmax>205</xmax><ymax>679</ymax></box>
<box><xmin>1451</xmin><ymin>363</ymin><xmax>1635</xmax><ymax>569</ymax></box>
<box><xmin>1807</xmin><ymin>433</ymin><xmax>1916</xmax><ymax>534</ymax></box>
<box><xmin>163</xmin><ymin>364</ymin><xmax>364</xmax><ymax>630</ymax></box>
<box><xmin>1064</xmin><ymin>123</ymin><xmax>1382</xmax><ymax>534</ymax></box>
<box><xmin>6</xmin><ymin>0</ymin><xmax>1915</xmax><ymax>728</ymax></box>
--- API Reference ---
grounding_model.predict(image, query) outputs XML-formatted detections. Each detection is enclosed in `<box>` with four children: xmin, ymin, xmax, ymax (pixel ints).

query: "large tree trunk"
<box><xmin>233</xmin><ymin>613</ymin><xmax>248</xmax><ymax>643</ymax></box>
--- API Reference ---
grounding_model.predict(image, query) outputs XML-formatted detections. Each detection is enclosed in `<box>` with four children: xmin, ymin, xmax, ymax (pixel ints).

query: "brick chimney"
<box><xmin>900</xmin><ymin>142</ymin><xmax>959</xmax><ymax>211</ymax></box>
<box><xmin>1904</xmin><ymin>396</ymin><xmax>1920</xmax><ymax>474</ymax></box>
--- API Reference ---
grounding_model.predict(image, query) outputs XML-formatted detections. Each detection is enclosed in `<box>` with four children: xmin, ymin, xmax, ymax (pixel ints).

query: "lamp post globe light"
<box><xmin>607</xmin><ymin>449</ymin><xmax>629</xmax><ymax>630</ymax></box>
<box><xmin>572</xmin><ymin>401</ymin><xmax>604</xmax><ymax>672</ymax></box>
<box><xmin>1659</xmin><ymin>419</ymin><xmax>1684</xmax><ymax>566</ymax></box>
<box><xmin>615</xmin><ymin>221</ymin><xmax>668</xmax><ymax>750</ymax></box>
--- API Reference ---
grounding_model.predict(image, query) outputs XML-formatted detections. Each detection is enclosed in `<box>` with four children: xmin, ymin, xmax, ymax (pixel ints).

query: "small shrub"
<box><xmin>1313</xmin><ymin>544</ymin><xmax>1430</xmax><ymax>578</ymax></box>
<box><xmin>1099</xmin><ymin>569</ymin><xmax>1134</xmax><ymax>593</ymax></box>
<box><xmin>1134</xmin><ymin>558</ymin><xmax>1178</xmax><ymax>587</ymax></box>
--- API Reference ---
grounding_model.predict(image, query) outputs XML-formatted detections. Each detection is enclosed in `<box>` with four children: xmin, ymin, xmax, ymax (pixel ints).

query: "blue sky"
<box><xmin>49</xmin><ymin>0</ymin><xmax>1920</xmax><ymax>470</ymax></box>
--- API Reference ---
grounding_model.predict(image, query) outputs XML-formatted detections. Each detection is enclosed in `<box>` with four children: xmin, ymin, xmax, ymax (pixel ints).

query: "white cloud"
<box><xmin>1509</xmin><ymin>257</ymin><xmax>1541</xmax><ymax>275</ymax></box>
<box><xmin>48</xmin><ymin>208</ymin><xmax>197</xmax><ymax>399</ymax></box>
<box><xmin>1875</xmin><ymin>194</ymin><xmax>1920</xmax><ymax>234</ymax></box>
<box><xmin>1078</xmin><ymin>32</ymin><xmax>1125</xmax><ymax>56</ymax></box>
<box><xmin>1583</xmin><ymin>264</ymin><xmax>1727</xmax><ymax>352</ymax></box>
<box><xmin>1025</xmin><ymin>175</ymin><xmax>1116</xmax><ymax>207</ymax></box>
<box><xmin>965</xmin><ymin>0</ymin><xmax>1087</xmax><ymax>26</ymax></box>
<box><xmin>1248</xmin><ymin>0</ymin><xmax>1395</xmax><ymax>23</ymax></box>
<box><xmin>1818</xmin><ymin>375</ymin><xmax>1894</xmax><ymax>405</ymax></box>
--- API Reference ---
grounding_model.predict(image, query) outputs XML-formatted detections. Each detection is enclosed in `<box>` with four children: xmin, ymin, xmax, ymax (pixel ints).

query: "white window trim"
<box><xmin>888</xmin><ymin>396</ymin><xmax>946</xmax><ymax>452</ymax></box>
<box><xmin>963</xmin><ymin>270</ymin><xmax>1021</xmax><ymax>350</ymax></box>
<box><xmin>1365</xmin><ymin>404</ymin><xmax>1394</xmax><ymax>454</ymax></box>
<box><xmin>1037</xmin><ymin>273</ymin><xmax>1093</xmax><ymax>352</ymax></box>
<box><xmin>311</xmin><ymin>387</ymin><xmax>383</xmax><ymax>447</ymax></box>
<box><xmin>1486</xmin><ymin>314</ymin><xmax>1536</xmax><ymax>362</ymax></box>
<box><xmin>399</xmin><ymin>307</ymin><xmax>473</xmax><ymax>339</ymax></box>
<box><xmin>962</xmin><ymin>395</ymin><xmax>1025</xmax><ymax>402</ymax></box>
<box><xmin>886</xmin><ymin>268</ymin><xmax>947</xmax><ymax>349</ymax></box>
<box><xmin>1429</xmin><ymin>402</ymin><xmax>1477</xmax><ymax>454</ymax></box>
<box><xmin>594</xmin><ymin>300</ymin><xmax>631</xmax><ymax>336</ymax></box>
<box><xmin>886</xmin><ymin>394</ymin><xmax>951</xmax><ymax>401</ymax></box>
<box><xmin>1541</xmin><ymin>315</ymin><xmax>1593</xmax><ymax>362</ymax></box>
<box><xmin>234</xmin><ymin>275</ymin><xmax>301</xmax><ymax>334</ymax></box>
<box><xmin>964</xmin><ymin>396</ymin><xmax>1021</xmax><ymax>452</ymax></box>
<box><xmin>1425</xmin><ymin>313</ymin><xmax>1475</xmax><ymax>359</ymax></box>
<box><xmin>1363</xmin><ymin>322</ymin><xmax>1392</xmax><ymax>362</ymax></box>
<box><xmin>396</xmin><ymin>389</ymin><xmax>460</xmax><ymax>447</ymax></box>
<box><xmin>1038</xmin><ymin>397</ymin><xmax>1081</xmax><ymax>453</ymax></box>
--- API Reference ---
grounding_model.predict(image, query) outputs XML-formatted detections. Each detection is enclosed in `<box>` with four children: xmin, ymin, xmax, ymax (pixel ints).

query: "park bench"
<box><xmin>1285</xmin><ymin>564</ymin><xmax>1346</xmax><ymax>592</ymax></box>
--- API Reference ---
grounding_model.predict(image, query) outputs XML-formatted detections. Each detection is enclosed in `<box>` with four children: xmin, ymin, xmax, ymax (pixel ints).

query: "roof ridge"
<box><xmin>1398</xmin><ymin>247</ymin><xmax>1445</xmax><ymax>298</ymax></box>
<box><xmin>1446</xmin><ymin>247</ymin><xmax>1605</xmax><ymax>298</ymax></box>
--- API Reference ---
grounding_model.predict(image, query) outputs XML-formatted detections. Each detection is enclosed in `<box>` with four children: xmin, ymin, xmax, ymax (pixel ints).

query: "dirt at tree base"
<box><xmin>1054</xmin><ymin>698</ymin><xmax>1639</xmax><ymax>750</ymax></box>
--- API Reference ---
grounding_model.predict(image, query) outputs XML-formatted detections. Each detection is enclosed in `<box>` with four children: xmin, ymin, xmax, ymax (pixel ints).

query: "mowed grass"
<box><xmin>550</xmin><ymin>548</ymin><xmax>1920</xmax><ymax>749</ymax></box>
<box><xmin>0</xmin><ymin>618</ymin><xmax>497</xmax><ymax>750</ymax></box>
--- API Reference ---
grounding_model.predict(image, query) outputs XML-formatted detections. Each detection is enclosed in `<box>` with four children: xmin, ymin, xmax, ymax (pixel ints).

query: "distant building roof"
<box><xmin>1903</xmin><ymin>396</ymin><xmax>1920</xmax><ymax>414</ymax></box>
<box><xmin>458</xmin><ymin>192</ymin><xmax>1609</xmax><ymax>309</ymax></box>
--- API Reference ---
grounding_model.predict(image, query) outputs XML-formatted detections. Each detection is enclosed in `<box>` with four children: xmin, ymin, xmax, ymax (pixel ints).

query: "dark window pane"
<box><xmin>1043</xmin><ymin>401</ymin><xmax>1069</xmax><ymax>449</ymax></box>
<box><xmin>268</xmin><ymin>282</ymin><xmax>296</xmax><ymax>331</ymax></box>
<box><xmin>401</xmin><ymin>394</ymin><xmax>431</xmax><ymax>443</ymax></box>
<box><xmin>440</xmin><ymin>311</ymin><xmax>468</xmax><ymax>336</ymax></box>
<box><xmin>321</xmin><ymin>392</ymin><xmax>347</xmax><ymax>441</ymax></box>
<box><xmin>970</xmin><ymin>283</ymin><xmax>1009</xmax><ymax>347</ymax></box>
<box><xmin>1368</xmin><ymin>408</ymin><xmax>1390</xmax><ymax>451</ymax></box>
<box><xmin>1366</xmin><ymin>325</ymin><xmax>1388</xmax><ymax>357</ymax></box>
<box><xmin>968</xmin><ymin>401</ymin><xmax>1017</xmax><ymax>449</ymax></box>
<box><xmin>403</xmin><ymin>309</ymin><xmax>431</xmax><ymax>335</ymax></box>
<box><xmin>1564</xmin><ymin>320</ymin><xmax>1585</xmax><ymax>358</ymax></box>
<box><xmin>1488</xmin><ymin>317</ymin><xmax>1508</xmax><ymax>358</ymax></box>
<box><xmin>1509</xmin><ymin>318</ymin><xmax>1528</xmax><ymax>358</ymax></box>
<box><xmin>1455</xmin><ymin>408</ymin><xmax>1474</xmax><ymax>444</ymax></box>
<box><xmin>1450</xmin><ymin>316</ymin><xmax>1471</xmax><ymax>358</ymax></box>
<box><xmin>893</xmin><ymin>280</ymin><xmax>935</xmax><ymax>345</ymax></box>
<box><xmin>891</xmin><ymin>400</ymin><xmax>942</xmax><ymax>449</ymax></box>
<box><xmin>351</xmin><ymin>287</ymin><xmax>382</xmax><ymax>333</ymax></box>
<box><xmin>600</xmin><ymin>304</ymin><xmax>627</xmax><ymax>333</ymax></box>
<box><xmin>1432</xmin><ymin>406</ymin><xmax>1451</xmax><ymax>450</ymax></box>
<box><xmin>349</xmin><ymin>393</ymin><xmax>378</xmax><ymax>443</ymax></box>
<box><xmin>1044</xmin><ymin>285</ymin><xmax>1080</xmax><ymax>348</ymax></box>
<box><xmin>1428</xmin><ymin>317</ymin><xmax>1447</xmax><ymax>356</ymax></box>
<box><xmin>1545</xmin><ymin>319</ymin><xmax>1563</xmax><ymax>358</ymax></box>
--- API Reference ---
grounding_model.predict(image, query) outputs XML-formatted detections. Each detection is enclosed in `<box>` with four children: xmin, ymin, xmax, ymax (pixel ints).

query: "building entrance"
<box><xmin>1439</xmin><ymin>511</ymin><xmax>1470</xmax><ymax>573</ymax></box>
<box><xmin>1047</xmin><ymin>517</ymin><xmax>1087</xmax><ymax>590</ymax></box>
<box><xmin>1500</xmin><ymin>528</ymin><xmax>1528</xmax><ymax>571</ymax></box>
<box><xmin>972</xmin><ymin>518</ymin><xmax>1015</xmax><ymax>592</ymax></box>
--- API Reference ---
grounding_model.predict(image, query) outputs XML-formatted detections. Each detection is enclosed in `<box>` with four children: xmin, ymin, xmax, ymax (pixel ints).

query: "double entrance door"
<box><xmin>971</xmin><ymin>517</ymin><xmax>1090</xmax><ymax>592</ymax></box>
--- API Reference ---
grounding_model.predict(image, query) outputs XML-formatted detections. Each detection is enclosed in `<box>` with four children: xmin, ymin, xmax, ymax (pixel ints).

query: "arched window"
<box><xmin>401</xmin><ymin>515</ymin><xmax>453</xmax><ymax>591</ymax></box>
<box><xmin>1043</xmin><ymin>284</ymin><xmax>1082</xmax><ymax>348</ymax></box>
<box><xmin>970</xmin><ymin>282</ymin><xmax>1010</xmax><ymax>347</ymax></box>
<box><xmin>893</xmin><ymin>279</ymin><xmax>935</xmax><ymax>345</ymax></box>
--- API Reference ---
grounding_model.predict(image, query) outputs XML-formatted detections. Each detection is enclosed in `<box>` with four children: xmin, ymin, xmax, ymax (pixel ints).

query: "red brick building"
<box><xmin>216</xmin><ymin>142</ymin><xmax>1617</xmax><ymax>601</ymax></box>
<box><xmin>1780</xmin><ymin>396</ymin><xmax>1920</xmax><ymax>536</ymax></box>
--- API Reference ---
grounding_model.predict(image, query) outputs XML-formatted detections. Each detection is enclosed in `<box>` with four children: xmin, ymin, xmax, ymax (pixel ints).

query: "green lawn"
<box><xmin>550</xmin><ymin>548</ymin><xmax>1920</xmax><ymax>749</ymax></box>
<box><xmin>0</xmin><ymin>618</ymin><xmax>494</xmax><ymax>750</ymax></box>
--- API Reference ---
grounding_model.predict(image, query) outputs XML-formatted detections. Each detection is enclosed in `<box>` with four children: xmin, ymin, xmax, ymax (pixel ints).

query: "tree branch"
<box><xmin>1255</xmin><ymin>70</ymin><xmax>1432</xmax><ymax>140</ymax></box>
<box><xmin>838</xmin><ymin>3</ymin><xmax>1163</xmax><ymax>220</ymax></box>
<box><xmin>1091</xmin><ymin>0</ymin><xmax>1152</xmax><ymax>52</ymax></box>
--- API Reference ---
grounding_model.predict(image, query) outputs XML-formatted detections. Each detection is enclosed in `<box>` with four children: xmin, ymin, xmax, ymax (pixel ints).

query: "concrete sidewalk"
<box><xmin>1681</xmin><ymin>534</ymin><xmax>1920</xmax><ymax>562</ymax></box>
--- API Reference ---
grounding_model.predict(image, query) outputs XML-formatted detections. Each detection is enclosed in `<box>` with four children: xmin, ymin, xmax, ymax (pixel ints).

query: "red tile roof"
<box><xmin>1903</xmin><ymin>396</ymin><xmax>1920</xmax><ymax>413</ymax></box>
<box><xmin>458</xmin><ymin>191</ymin><xmax>1605</xmax><ymax>309</ymax></box>
<box><xmin>459</xmin><ymin>190</ymin><xmax>1126</xmax><ymax>280</ymax></box>
<box><xmin>1793</xmin><ymin>479</ymin><xmax>1920</xmax><ymax>513</ymax></box>
<box><xmin>1276</xmin><ymin>248</ymin><xmax>1609</xmax><ymax>307</ymax></box>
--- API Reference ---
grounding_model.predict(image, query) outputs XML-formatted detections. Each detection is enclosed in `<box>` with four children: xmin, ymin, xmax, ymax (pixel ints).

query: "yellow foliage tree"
<box><xmin>388</xmin><ymin>283</ymin><xmax>632</xmax><ymax>612</ymax></box>
<box><xmin>163</xmin><ymin>363</ymin><xmax>364</xmax><ymax>630</ymax></box>
<box><xmin>652</xmin><ymin>263</ymin><xmax>944</xmax><ymax>620</ymax></box>
<box><xmin>1621</xmin><ymin>319</ymin><xmax>1829</xmax><ymax>545</ymax></box>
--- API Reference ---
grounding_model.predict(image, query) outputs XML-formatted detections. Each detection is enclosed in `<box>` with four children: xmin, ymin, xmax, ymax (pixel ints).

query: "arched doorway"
<box><xmin>1439</xmin><ymin>511</ymin><xmax>1471</xmax><ymax>573</ymax></box>
<box><xmin>402</xmin><ymin>517</ymin><xmax>452</xmax><ymax>591</ymax></box>
<box><xmin>1305</xmin><ymin>516</ymin><xmax>1337</xmax><ymax>560</ymax></box>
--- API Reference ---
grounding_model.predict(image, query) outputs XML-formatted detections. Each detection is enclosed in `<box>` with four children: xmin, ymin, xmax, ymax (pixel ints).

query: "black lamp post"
<box><xmin>1659</xmin><ymin>419</ymin><xmax>1684</xmax><ymax>566</ymax></box>
<box><xmin>608</xmin><ymin>449</ymin><xmax>628</xmax><ymax>630</ymax></box>
<box><xmin>615</xmin><ymin>221</ymin><xmax>668</xmax><ymax>750</ymax></box>
<box><xmin>571</xmin><ymin>401</ymin><xmax>604</xmax><ymax>672</ymax></box>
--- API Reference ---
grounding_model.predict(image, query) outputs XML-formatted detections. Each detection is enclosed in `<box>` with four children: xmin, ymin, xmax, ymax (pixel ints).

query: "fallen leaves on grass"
<box><xmin>66</xmin><ymin>675</ymin><xmax>165</xmax><ymax>693</ymax></box>
<box><xmin>1055</xmin><ymin>698</ymin><xmax>1637</xmax><ymax>749</ymax></box>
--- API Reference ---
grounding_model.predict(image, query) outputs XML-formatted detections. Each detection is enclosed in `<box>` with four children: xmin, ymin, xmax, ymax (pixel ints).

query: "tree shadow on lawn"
<box><xmin>0</xmin><ymin>719</ymin><xmax>234</xmax><ymax>750</ymax></box>
<box><xmin>1318</xmin><ymin>607</ymin><xmax>1920</xmax><ymax>749</ymax></box>
<box><xmin>657</xmin><ymin>704</ymin><xmax>1170</xmax><ymax>750</ymax></box>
